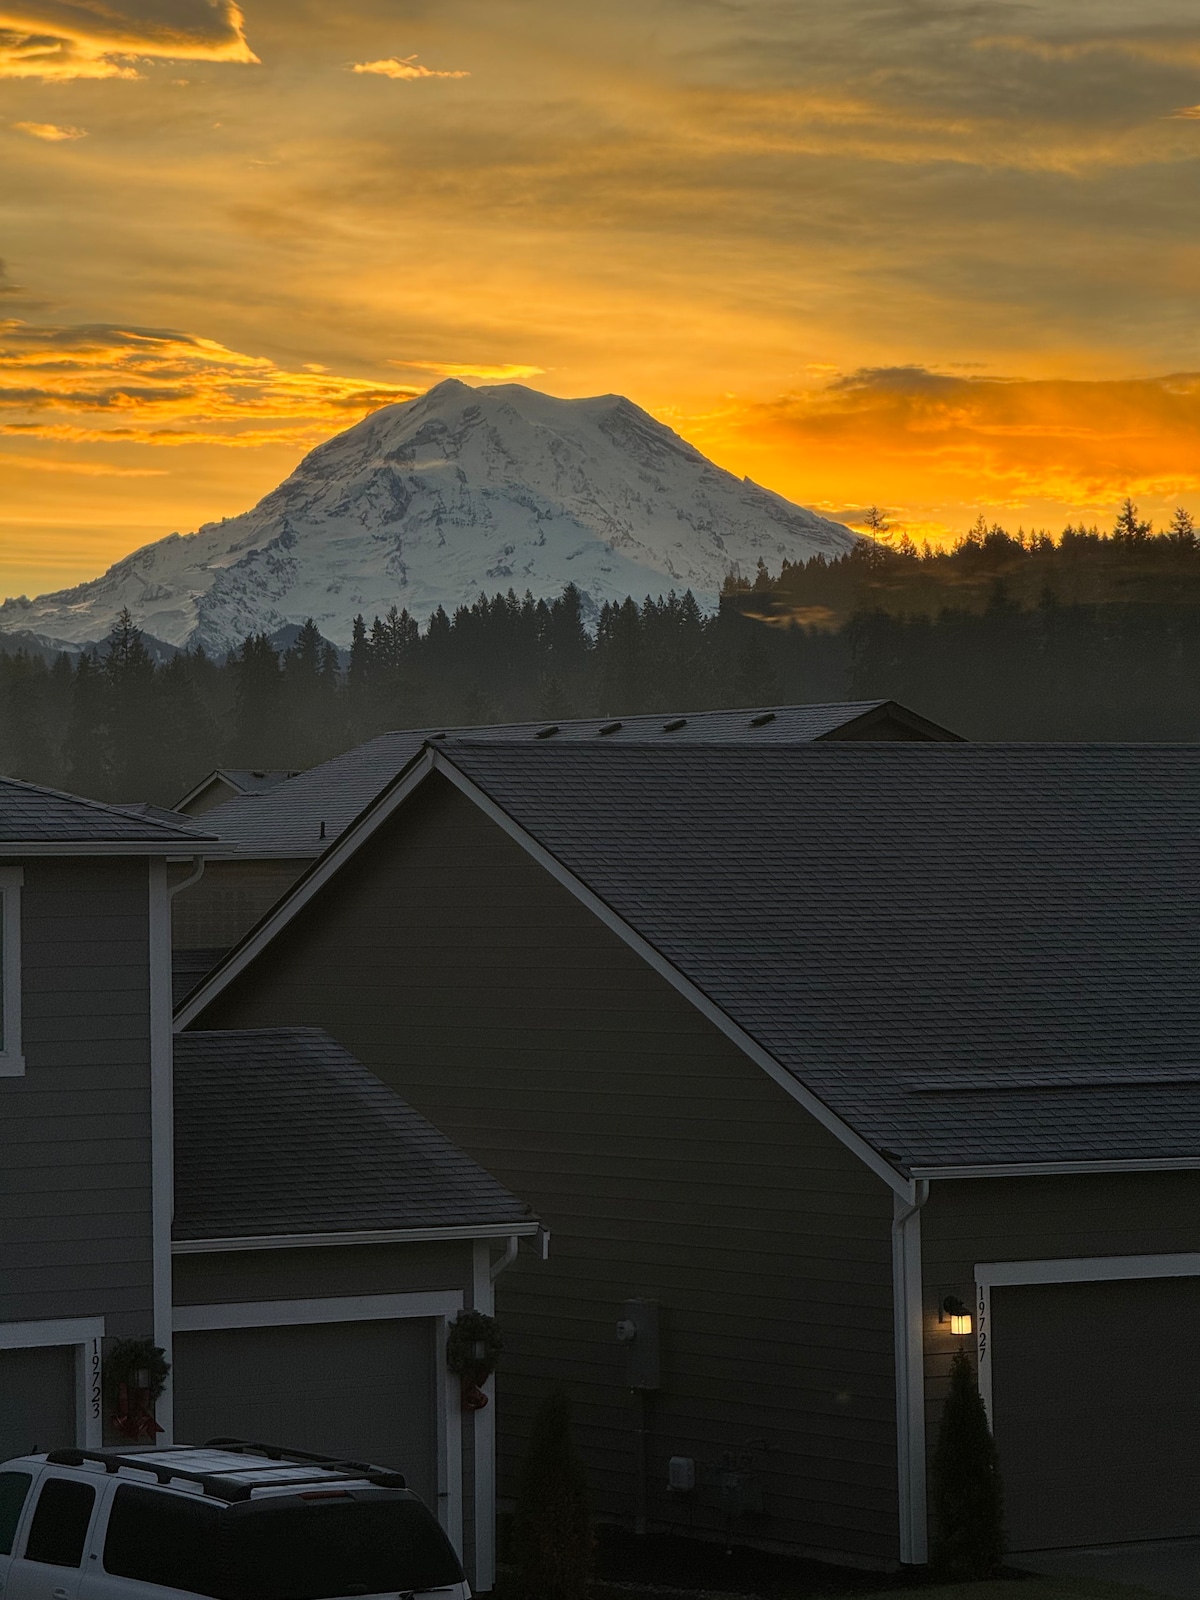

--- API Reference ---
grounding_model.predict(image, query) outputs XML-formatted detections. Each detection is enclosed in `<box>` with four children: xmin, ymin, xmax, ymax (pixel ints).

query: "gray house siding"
<box><xmin>173</xmin><ymin>860</ymin><xmax>308</xmax><ymax>952</ymax></box>
<box><xmin>191</xmin><ymin>777</ymin><xmax>901</xmax><ymax>1563</ymax></box>
<box><xmin>0</xmin><ymin>858</ymin><xmax>153</xmax><ymax>1335</ymax></box>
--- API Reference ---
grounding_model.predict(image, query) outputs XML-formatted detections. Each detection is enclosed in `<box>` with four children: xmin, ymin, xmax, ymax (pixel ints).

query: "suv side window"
<box><xmin>0</xmin><ymin>1472</ymin><xmax>32</xmax><ymax>1555</ymax></box>
<box><xmin>24</xmin><ymin>1478</ymin><xmax>96</xmax><ymax>1566</ymax></box>
<box><xmin>104</xmin><ymin>1484</ymin><xmax>222</xmax><ymax>1596</ymax></box>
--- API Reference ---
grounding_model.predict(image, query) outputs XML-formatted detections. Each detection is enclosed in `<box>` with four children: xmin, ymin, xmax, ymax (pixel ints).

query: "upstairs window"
<box><xmin>0</xmin><ymin>867</ymin><xmax>23</xmax><ymax>1077</ymax></box>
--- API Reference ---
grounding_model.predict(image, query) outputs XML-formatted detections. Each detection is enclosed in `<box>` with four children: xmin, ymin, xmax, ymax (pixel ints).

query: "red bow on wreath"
<box><xmin>113</xmin><ymin>1381</ymin><xmax>164</xmax><ymax>1440</ymax></box>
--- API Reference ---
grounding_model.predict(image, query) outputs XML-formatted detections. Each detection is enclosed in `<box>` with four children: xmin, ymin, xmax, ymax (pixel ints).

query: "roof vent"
<box><xmin>598</xmin><ymin>721</ymin><xmax>622</xmax><ymax>736</ymax></box>
<box><xmin>319</xmin><ymin>820</ymin><xmax>326</xmax><ymax>840</ymax></box>
<box><xmin>535</xmin><ymin>725</ymin><xmax>560</xmax><ymax>739</ymax></box>
<box><xmin>663</xmin><ymin>717</ymin><xmax>687</xmax><ymax>732</ymax></box>
<box><xmin>429</xmin><ymin>731</ymin><xmax>447</xmax><ymax>741</ymax></box>
<box><xmin>750</xmin><ymin>711</ymin><xmax>777</xmax><ymax>727</ymax></box>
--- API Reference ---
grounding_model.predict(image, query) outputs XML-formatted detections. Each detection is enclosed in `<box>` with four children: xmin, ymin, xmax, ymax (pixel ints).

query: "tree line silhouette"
<box><xmin>3</xmin><ymin>499</ymin><xmax>1200</xmax><ymax>805</ymax></box>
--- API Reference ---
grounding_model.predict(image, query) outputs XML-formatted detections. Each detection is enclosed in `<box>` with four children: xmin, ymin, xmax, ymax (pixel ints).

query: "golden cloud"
<box><xmin>976</xmin><ymin>32</ymin><xmax>1200</xmax><ymax>67</ymax></box>
<box><xmin>720</xmin><ymin>367</ymin><xmax>1200</xmax><ymax>516</ymax></box>
<box><xmin>0</xmin><ymin>0</ymin><xmax>257</xmax><ymax>80</ymax></box>
<box><xmin>12</xmin><ymin>119</ymin><xmax>87</xmax><ymax>138</ymax></box>
<box><xmin>0</xmin><ymin>320</ymin><xmax>417</xmax><ymax>445</ymax></box>
<box><xmin>350</xmin><ymin>55</ymin><xmax>468</xmax><ymax>81</ymax></box>
<box><xmin>393</xmin><ymin>360</ymin><xmax>546</xmax><ymax>381</ymax></box>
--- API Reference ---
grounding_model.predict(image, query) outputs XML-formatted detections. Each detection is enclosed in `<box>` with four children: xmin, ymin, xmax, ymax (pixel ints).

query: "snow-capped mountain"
<box><xmin>0</xmin><ymin>380</ymin><xmax>859</xmax><ymax>655</ymax></box>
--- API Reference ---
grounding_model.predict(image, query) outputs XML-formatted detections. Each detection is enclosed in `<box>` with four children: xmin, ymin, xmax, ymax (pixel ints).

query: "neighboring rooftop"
<box><xmin>0</xmin><ymin>773</ymin><xmax>215</xmax><ymax>850</ymax></box>
<box><xmin>175</xmin><ymin>768</ymin><xmax>300</xmax><ymax>818</ymax></box>
<box><xmin>385</xmin><ymin>741</ymin><xmax>1200</xmax><ymax>1175</ymax></box>
<box><xmin>173</xmin><ymin>1027</ymin><xmax>534</xmax><ymax>1241</ymax></box>
<box><xmin>193</xmin><ymin>701</ymin><xmax>958</xmax><ymax>856</ymax></box>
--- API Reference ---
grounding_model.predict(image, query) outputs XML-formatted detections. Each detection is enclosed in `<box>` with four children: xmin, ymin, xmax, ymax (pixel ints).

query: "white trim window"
<box><xmin>0</xmin><ymin>868</ymin><xmax>24</xmax><ymax>1077</ymax></box>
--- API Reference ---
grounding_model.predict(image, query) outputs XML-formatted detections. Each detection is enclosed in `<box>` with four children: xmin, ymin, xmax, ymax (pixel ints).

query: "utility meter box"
<box><xmin>618</xmin><ymin>1298</ymin><xmax>661</xmax><ymax>1390</ymax></box>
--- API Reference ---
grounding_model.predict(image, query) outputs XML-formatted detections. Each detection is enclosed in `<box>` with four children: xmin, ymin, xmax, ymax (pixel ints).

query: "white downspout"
<box><xmin>892</xmin><ymin>1179</ymin><xmax>930</xmax><ymax>1565</ymax></box>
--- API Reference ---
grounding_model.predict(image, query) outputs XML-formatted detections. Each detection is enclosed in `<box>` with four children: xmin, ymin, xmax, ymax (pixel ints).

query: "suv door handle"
<box><xmin>52</xmin><ymin>1589</ymin><xmax>70</xmax><ymax>1599</ymax></box>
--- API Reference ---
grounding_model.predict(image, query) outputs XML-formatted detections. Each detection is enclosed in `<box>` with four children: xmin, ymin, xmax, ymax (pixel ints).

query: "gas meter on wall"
<box><xmin>616</xmin><ymin>1298</ymin><xmax>661</xmax><ymax>1389</ymax></box>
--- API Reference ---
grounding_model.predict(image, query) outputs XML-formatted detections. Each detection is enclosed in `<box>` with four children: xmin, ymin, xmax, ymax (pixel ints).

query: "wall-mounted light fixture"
<box><xmin>940</xmin><ymin>1295</ymin><xmax>973</xmax><ymax>1337</ymax></box>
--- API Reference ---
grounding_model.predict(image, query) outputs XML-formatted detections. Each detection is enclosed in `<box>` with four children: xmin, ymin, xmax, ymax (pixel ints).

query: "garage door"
<box><xmin>0</xmin><ymin>1346</ymin><xmax>76</xmax><ymax>1459</ymax></box>
<box><xmin>172</xmin><ymin>1319</ymin><xmax>437</xmax><ymax>1507</ymax></box>
<box><xmin>991</xmin><ymin>1276</ymin><xmax>1200</xmax><ymax>1550</ymax></box>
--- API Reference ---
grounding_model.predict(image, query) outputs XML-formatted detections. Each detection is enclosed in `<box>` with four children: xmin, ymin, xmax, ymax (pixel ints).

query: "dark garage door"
<box><xmin>0</xmin><ymin>1345</ymin><xmax>76</xmax><ymax>1458</ymax></box>
<box><xmin>991</xmin><ymin>1275</ymin><xmax>1200</xmax><ymax>1550</ymax></box>
<box><xmin>172</xmin><ymin>1319</ymin><xmax>437</xmax><ymax>1507</ymax></box>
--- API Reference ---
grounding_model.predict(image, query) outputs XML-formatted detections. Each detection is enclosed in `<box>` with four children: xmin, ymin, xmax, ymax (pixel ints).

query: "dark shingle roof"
<box><xmin>0</xmin><ymin>774</ymin><xmax>213</xmax><ymax>846</ymax></box>
<box><xmin>173</xmin><ymin>1027</ymin><xmax>533</xmax><ymax>1240</ymax></box>
<box><xmin>433</xmin><ymin>741</ymin><xmax>1200</xmax><ymax>1173</ymax></box>
<box><xmin>197</xmin><ymin>702</ymin><xmax>954</xmax><ymax>856</ymax></box>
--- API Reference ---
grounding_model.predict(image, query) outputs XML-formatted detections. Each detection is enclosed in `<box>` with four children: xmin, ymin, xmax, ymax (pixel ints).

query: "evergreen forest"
<box><xmin>5</xmin><ymin>499</ymin><xmax>1200</xmax><ymax>805</ymax></box>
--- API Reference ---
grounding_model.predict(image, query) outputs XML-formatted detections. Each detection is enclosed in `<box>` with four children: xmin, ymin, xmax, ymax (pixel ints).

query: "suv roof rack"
<box><xmin>45</xmin><ymin>1443</ymin><xmax>406</xmax><ymax>1502</ymax></box>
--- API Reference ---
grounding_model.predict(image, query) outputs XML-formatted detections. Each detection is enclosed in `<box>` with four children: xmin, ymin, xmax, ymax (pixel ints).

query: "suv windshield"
<box><xmin>222</xmin><ymin>1493</ymin><xmax>464</xmax><ymax>1600</ymax></box>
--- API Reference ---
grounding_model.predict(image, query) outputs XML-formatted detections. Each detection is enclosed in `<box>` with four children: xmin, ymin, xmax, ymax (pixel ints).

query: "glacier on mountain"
<box><xmin>0</xmin><ymin>379</ymin><xmax>860</xmax><ymax>655</ymax></box>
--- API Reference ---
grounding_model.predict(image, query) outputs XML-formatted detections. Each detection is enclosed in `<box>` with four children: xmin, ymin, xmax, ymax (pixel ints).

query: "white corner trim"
<box><xmin>173</xmin><ymin>1290</ymin><xmax>463</xmax><ymax>1333</ymax></box>
<box><xmin>0</xmin><ymin>1316</ymin><xmax>104</xmax><ymax>1449</ymax></box>
<box><xmin>148</xmin><ymin>860</ymin><xmax>175</xmax><ymax>1444</ymax></box>
<box><xmin>173</xmin><ymin>749</ymin><xmax>438</xmax><ymax>1029</ymax></box>
<box><xmin>172</xmin><ymin>1221</ymin><xmax>541</xmax><ymax>1255</ymax></box>
<box><xmin>471</xmin><ymin>1242</ymin><xmax>497</xmax><ymax>1593</ymax></box>
<box><xmin>891</xmin><ymin>1183</ymin><xmax>928</xmax><ymax>1564</ymax></box>
<box><xmin>0</xmin><ymin>866</ymin><xmax>24</xmax><ymax>1076</ymax></box>
<box><xmin>429</xmin><ymin>754</ymin><xmax>912</xmax><ymax>1199</ymax></box>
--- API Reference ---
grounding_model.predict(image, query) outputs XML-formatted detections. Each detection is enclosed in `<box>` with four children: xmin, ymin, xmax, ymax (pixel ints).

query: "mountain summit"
<box><xmin>0</xmin><ymin>380</ymin><xmax>858</xmax><ymax>655</ymax></box>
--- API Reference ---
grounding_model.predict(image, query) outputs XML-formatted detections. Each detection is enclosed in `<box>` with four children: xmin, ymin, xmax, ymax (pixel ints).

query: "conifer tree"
<box><xmin>930</xmin><ymin>1346</ymin><xmax>1004</xmax><ymax>1578</ymax></box>
<box><xmin>512</xmin><ymin>1391</ymin><xmax>592</xmax><ymax>1600</ymax></box>
<box><xmin>1113</xmin><ymin>496</ymin><xmax>1152</xmax><ymax>542</ymax></box>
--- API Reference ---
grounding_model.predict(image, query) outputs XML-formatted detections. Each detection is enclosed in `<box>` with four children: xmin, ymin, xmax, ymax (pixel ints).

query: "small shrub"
<box><xmin>512</xmin><ymin>1390</ymin><xmax>593</xmax><ymax>1600</ymax></box>
<box><xmin>931</xmin><ymin>1346</ymin><xmax>1004</xmax><ymax>1577</ymax></box>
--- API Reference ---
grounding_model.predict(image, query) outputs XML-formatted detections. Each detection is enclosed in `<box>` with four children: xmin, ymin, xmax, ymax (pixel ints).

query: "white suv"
<box><xmin>0</xmin><ymin>1440</ymin><xmax>470</xmax><ymax>1600</ymax></box>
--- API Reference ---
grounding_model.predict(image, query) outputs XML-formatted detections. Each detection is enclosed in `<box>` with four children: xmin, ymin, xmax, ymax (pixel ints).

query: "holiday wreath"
<box><xmin>104</xmin><ymin>1337</ymin><xmax>170</xmax><ymax>1408</ymax></box>
<box><xmin>445</xmin><ymin>1310</ymin><xmax>503</xmax><ymax>1379</ymax></box>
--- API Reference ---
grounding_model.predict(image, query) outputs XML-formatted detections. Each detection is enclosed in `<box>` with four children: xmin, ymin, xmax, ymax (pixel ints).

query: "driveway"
<box><xmin>1018</xmin><ymin>1540</ymin><xmax>1200</xmax><ymax>1600</ymax></box>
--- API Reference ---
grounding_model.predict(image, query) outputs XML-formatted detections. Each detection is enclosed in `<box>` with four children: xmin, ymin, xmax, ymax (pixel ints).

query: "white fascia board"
<box><xmin>0</xmin><ymin>841</ymin><xmax>218</xmax><ymax>857</ymax></box>
<box><xmin>976</xmin><ymin>1251</ymin><xmax>1200</xmax><ymax>1289</ymax></box>
<box><xmin>174</xmin><ymin>749</ymin><xmax>438</xmax><ymax>1028</ymax></box>
<box><xmin>172</xmin><ymin>1221</ymin><xmax>541</xmax><ymax>1254</ymax></box>
<box><xmin>186</xmin><ymin>846</ymin><xmax>320</xmax><ymax>862</ymax></box>
<box><xmin>429</xmin><ymin>753</ymin><xmax>912</xmax><ymax>1200</ymax></box>
<box><xmin>911</xmin><ymin>1156</ymin><xmax>1200</xmax><ymax>1180</ymax></box>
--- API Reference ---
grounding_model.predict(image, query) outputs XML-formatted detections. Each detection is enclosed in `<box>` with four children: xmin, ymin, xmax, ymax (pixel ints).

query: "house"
<box><xmin>171</xmin><ymin>700</ymin><xmax>959</xmax><ymax>966</ymax></box>
<box><xmin>0</xmin><ymin>776</ymin><xmax>210</xmax><ymax>1463</ymax></box>
<box><xmin>174</xmin><ymin>768</ymin><xmax>300</xmax><ymax>818</ymax></box>
<box><xmin>0</xmin><ymin>773</ymin><xmax>535</xmax><ymax>1592</ymax></box>
<box><xmin>179</xmin><ymin>738</ymin><xmax>1200</xmax><ymax>1566</ymax></box>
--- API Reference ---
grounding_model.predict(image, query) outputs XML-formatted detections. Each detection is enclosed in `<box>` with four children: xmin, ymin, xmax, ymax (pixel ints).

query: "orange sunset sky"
<box><xmin>4</xmin><ymin>0</ymin><xmax>1200</xmax><ymax>598</ymax></box>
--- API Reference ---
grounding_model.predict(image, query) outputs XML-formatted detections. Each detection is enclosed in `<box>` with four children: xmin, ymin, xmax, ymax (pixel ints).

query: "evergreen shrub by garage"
<box><xmin>931</xmin><ymin>1346</ymin><xmax>1004</xmax><ymax>1577</ymax></box>
<box><xmin>512</xmin><ymin>1390</ymin><xmax>592</xmax><ymax>1600</ymax></box>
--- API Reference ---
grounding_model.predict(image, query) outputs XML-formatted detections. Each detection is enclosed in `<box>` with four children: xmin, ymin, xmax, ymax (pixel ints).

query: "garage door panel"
<box><xmin>172</xmin><ymin>1319</ymin><xmax>436</xmax><ymax>1507</ymax></box>
<box><xmin>992</xmin><ymin>1277</ymin><xmax>1200</xmax><ymax>1550</ymax></box>
<box><xmin>0</xmin><ymin>1346</ymin><xmax>75</xmax><ymax>1458</ymax></box>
